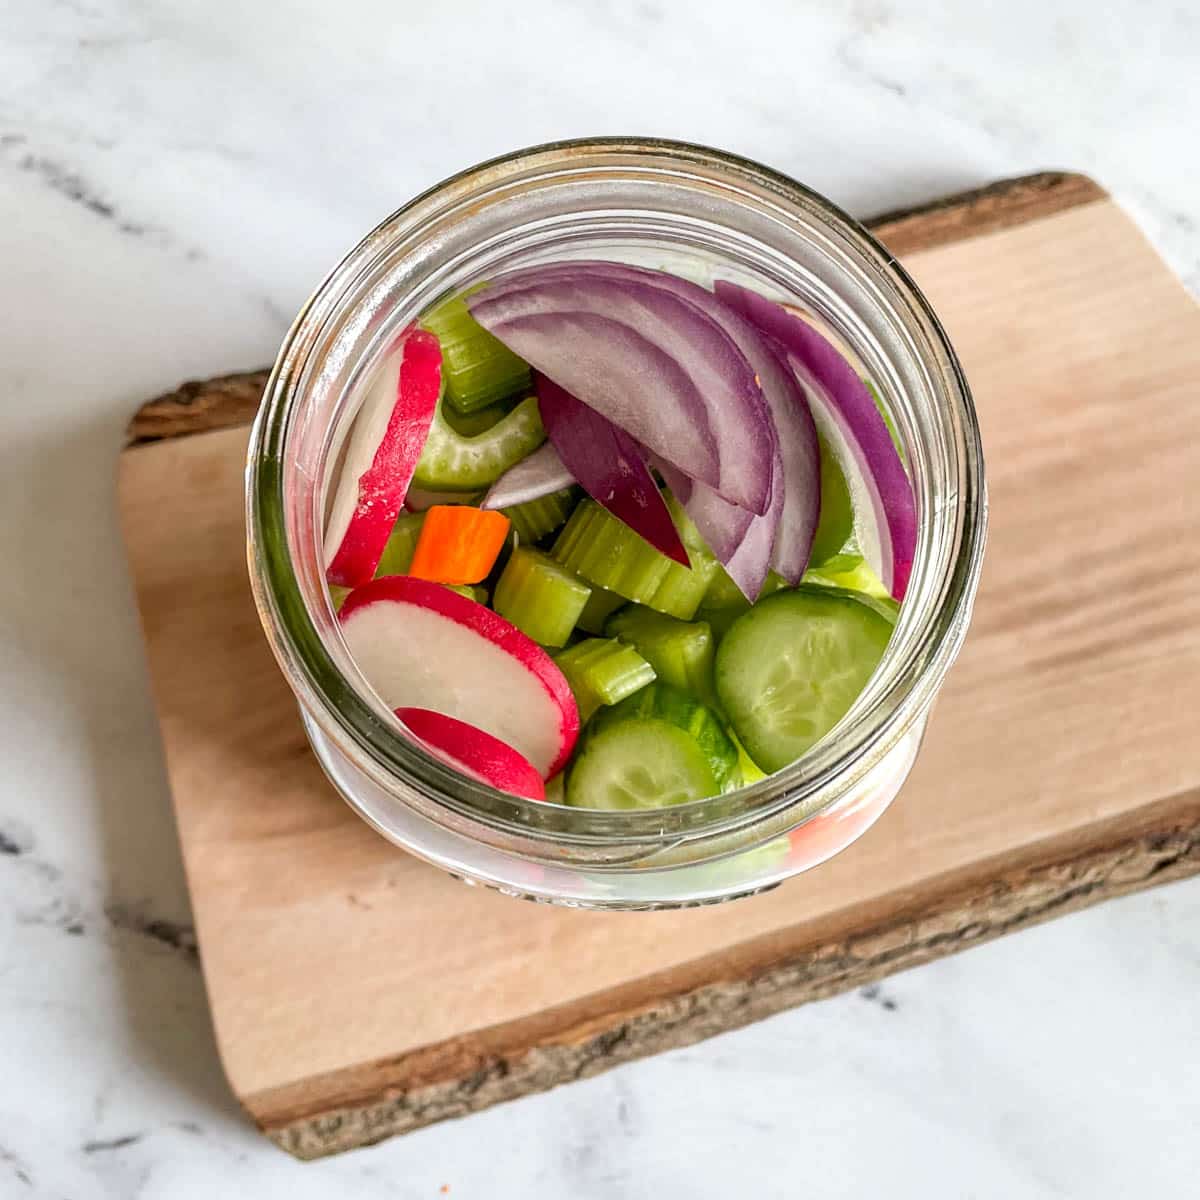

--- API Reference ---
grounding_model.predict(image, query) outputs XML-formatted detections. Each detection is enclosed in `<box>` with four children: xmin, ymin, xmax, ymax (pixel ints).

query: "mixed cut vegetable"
<box><xmin>325</xmin><ymin>262</ymin><xmax>916</xmax><ymax>809</ymax></box>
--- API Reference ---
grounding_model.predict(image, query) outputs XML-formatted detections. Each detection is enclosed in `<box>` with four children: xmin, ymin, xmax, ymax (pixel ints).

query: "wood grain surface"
<box><xmin>117</xmin><ymin>172</ymin><xmax>1200</xmax><ymax>1159</ymax></box>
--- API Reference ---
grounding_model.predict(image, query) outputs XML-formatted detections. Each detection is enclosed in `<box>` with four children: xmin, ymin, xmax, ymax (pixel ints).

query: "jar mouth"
<box><xmin>247</xmin><ymin>136</ymin><xmax>987</xmax><ymax>852</ymax></box>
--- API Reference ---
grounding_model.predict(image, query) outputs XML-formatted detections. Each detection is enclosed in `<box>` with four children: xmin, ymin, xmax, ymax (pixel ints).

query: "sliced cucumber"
<box><xmin>413</xmin><ymin>396</ymin><xmax>545</xmax><ymax>491</ymax></box>
<box><xmin>715</xmin><ymin>586</ymin><xmax>893</xmax><ymax>772</ymax></box>
<box><xmin>566</xmin><ymin>719</ymin><xmax>719</xmax><ymax>810</ymax></box>
<box><xmin>591</xmin><ymin>683</ymin><xmax>739</xmax><ymax>792</ymax></box>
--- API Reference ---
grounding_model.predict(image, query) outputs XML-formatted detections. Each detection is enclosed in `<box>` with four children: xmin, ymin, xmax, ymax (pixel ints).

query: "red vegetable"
<box><xmin>468</xmin><ymin>269</ymin><xmax>774</xmax><ymax>514</ymax></box>
<box><xmin>537</xmin><ymin>375</ymin><xmax>688</xmax><ymax>565</ymax></box>
<box><xmin>396</xmin><ymin>708</ymin><xmax>545</xmax><ymax>800</ymax></box>
<box><xmin>715</xmin><ymin>281</ymin><xmax>916</xmax><ymax>600</ymax></box>
<box><xmin>324</xmin><ymin>330</ymin><xmax>442</xmax><ymax>587</ymax></box>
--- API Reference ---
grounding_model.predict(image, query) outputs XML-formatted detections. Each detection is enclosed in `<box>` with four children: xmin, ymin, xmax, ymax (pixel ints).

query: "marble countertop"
<box><xmin>2</xmin><ymin>1</ymin><xmax>1198</xmax><ymax>1195</ymax></box>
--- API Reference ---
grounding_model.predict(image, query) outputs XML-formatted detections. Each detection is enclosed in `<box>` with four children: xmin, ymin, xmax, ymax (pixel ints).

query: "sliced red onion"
<box><xmin>654</xmin><ymin>459</ymin><xmax>752</xmax><ymax>563</ymax></box>
<box><xmin>468</xmin><ymin>271</ymin><xmax>773</xmax><ymax>515</ymax></box>
<box><xmin>537</xmin><ymin>375</ymin><xmax>688</xmax><ymax>565</ymax></box>
<box><xmin>480</xmin><ymin>441</ymin><xmax>574</xmax><ymax>510</ymax></box>
<box><xmin>716</xmin><ymin>281</ymin><xmax>916</xmax><ymax>600</ymax></box>
<box><xmin>483</xmin><ymin>262</ymin><xmax>819</xmax><ymax>591</ymax></box>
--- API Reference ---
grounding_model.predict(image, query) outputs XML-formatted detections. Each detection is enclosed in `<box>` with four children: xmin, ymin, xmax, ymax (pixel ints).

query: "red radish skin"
<box><xmin>537</xmin><ymin>375</ymin><xmax>689</xmax><ymax>565</ymax></box>
<box><xmin>339</xmin><ymin>575</ymin><xmax>579</xmax><ymax>777</ymax></box>
<box><xmin>468</xmin><ymin>272</ymin><xmax>773</xmax><ymax>514</ymax></box>
<box><xmin>325</xmin><ymin>331</ymin><xmax>442</xmax><ymax>588</ymax></box>
<box><xmin>714</xmin><ymin>281</ymin><xmax>916</xmax><ymax>600</ymax></box>
<box><xmin>395</xmin><ymin>707</ymin><xmax>545</xmax><ymax>800</ymax></box>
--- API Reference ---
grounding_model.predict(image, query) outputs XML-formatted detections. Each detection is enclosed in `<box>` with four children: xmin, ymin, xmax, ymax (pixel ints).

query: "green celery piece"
<box><xmin>493</xmin><ymin>546</ymin><xmax>591</xmax><ymax>647</ymax></box>
<box><xmin>576</xmin><ymin>586</ymin><xmax>627</xmax><ymax>635</ymax></box>
<box><xmin>420</xmin><ymin>291</ymin><xmax>532</xmax><ymax>415</ymax></box>
<box><xmin>554</xmin><ymin>638</ymin><xmax>655</xmax><ymax>721</ymax></box>
<box><xmin>505</xmin><ymin>487</ymin><xmax>579</xmax><ymax>544</ymax></box>
<box><xmin>328</xmin><ymin>584</ymin><xmax>351</xmax><ymax>612</ymax></box>
<box><xmin>802</xmin><ymin>561</ymin><xmax>899</xmax><ymax>623</ymax></box>
<box><xmin>413</xmin><ymin>396</ymin><xmax>545</xmax><ymax>491</ymax></box>
<box><xmin>605</xmin><ymin>605</ymin><xmax>716</xmax><ymax>705</ymax></box>
<box><xmin>441</xmin><ymin>399</ymin><xmax>513</xmax><ymax>437</ymax></box>
<box><xmin>442</xmin><ymin>583</ymin><xmax>489</xmax><ymax>604</ymax></box>
<box><xmin>809</xmin><ymin>434</ymin><xmax>859</xmax><ymax>570</ymax></box>
<box><xmin>375</xmin><ymin>511</ymin><xmax>425</xmax><ymax>577</ymax></box>
<box><xmin>864</xmin><ymin>378</ymin><xmax>904</xmax><ymax>460</ymax></box>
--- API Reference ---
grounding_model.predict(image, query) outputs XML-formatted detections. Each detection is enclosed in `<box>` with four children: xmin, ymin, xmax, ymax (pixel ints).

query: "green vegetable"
<box><xmin>442</xmin><ymin>400</ymin><xmax>513</xmax><ymax>436</ymax></box>
<box><xmin>420</xmin><ymin>291</ymin><xmax>531</xmax><ymax>414</ymax></box>
<box><xmin>375</xmin><ymin>511</ymin><xmax>425</xmax><ymax>577</ymax></box>
<box><xmin>715</xmin><ymin>586</ymin><xmax>893</xmax><ymax>772</ymax></box>
<box><xmin>492</xmin><ymin>545</ymin><xmax>591</xmax><ymax>647</ymax></box>
<box><xmin>605</xmin><ymin>606</ymin><xmax>715</xmax><ymax>704</ymax></box>
<box><xmin>808</xmin><ymin>435</ymin><xmax>859</xmax><ymax>571</ymax></box>
<box><xmin>328</xmin><ymin>584</ymin><xmax>351</xmax><ymax>612</ymax></box>
<box><xmin>505</xmin><ymin>487</ymin><xmax>578</xmax><ymax>543</ymax></box>
<box><xmin>552</xmin><ymin>496</ymin><xmax>716</xmax><ymax>618</ymax></box>
<box><xmin>566</xmin><ymin>721</ymin><xmax>719</xmax><ymax>810</ymax></box>
<box><xmin>591</xmin><ymin>683</ymin><xmax>739</xmax><ymax>793</ymax></box>
<box><xmin>695</xmin><ymin>570</ymin><xmax>788</xmax><ymax>640</ymax></box>
<box><xmin>413</xmin><ymin>396</ymin><xmax>545</xmax><ymax>491</ymax></box>
<box><xmin>554</xmin><ymin>638</ymin><xmax>655</xmax><ymax>720</ymax></box>
<box><xmin>442</xmin><ymin>583</ymin><xmax>489</xmax><ymax>604</ymax></box>
<box><xmin>576</xmin><ymin>586</ymin><xmax>627</xmax><ymax>635</ymax></box>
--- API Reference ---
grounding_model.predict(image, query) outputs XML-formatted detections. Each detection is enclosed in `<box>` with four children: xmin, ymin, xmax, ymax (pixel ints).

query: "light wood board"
<box><xmin>118</xmin><ymin>174</ymin><xmax>1200</xmax><ymax>1159</ymax></box>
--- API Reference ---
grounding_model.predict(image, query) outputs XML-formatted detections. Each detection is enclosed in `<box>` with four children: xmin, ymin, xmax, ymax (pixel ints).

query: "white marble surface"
<box><xmin>1</xmin><ymin>0</ymin><xmax>1198</xmax><ymax>1195</ymax></box>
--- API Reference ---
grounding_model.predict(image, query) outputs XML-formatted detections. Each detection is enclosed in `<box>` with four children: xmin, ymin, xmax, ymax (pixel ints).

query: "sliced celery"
<box><xmin>493</xmin><ymin>546</ymin><xmax>591</xmax><ymax>647</ymax></box>
<box><xmin>809</xmin><ymin>434</ymin><xmax>859</xmax><ymax>570</ymax></box>
<box><xmin>576</xmin><ymin>586</ymin><xmax>627</xmax><ymax>635</ymax></box>
<box><xmin>413</xmin><ymin>396</ymin><xmax>545</xmax><ymax>491</ymax></box>
<box><xmin>442</xmin><ymin>583</ymin><xmax>489</xmax><ymax>604</ymax></box>
<box><xmin>552</xmin><ymin>500</ymin><xmax>672</xmax><ymax>603</ymax></box>
<box><xmin>696</xmin><ymin>568</ymin><xmax>789</xmax><ymax>638</ymax></box>
<box><xmin>551</xmin><ymin>495</ymin><xmax>716</xmax><ymax>617</ymax></box>
<box><xmin>442</xmin><ymin>399</ymin><xmax>513</xmax><ymax>437</ymax></box>
<box><xmin>554</xmin><ymin>638</ymin><xmax>656</xmax><ymax>721</ymax></box>
<box><xmin>505</xmin><ymin>488</ymin><xmax>579</xmax><ymax>544</ymax></box>
<box><xmin>328</xmin><ymin>584</ymin><xmax>351</xmax><ymax>612</ymax></box>
<box><xmin>605</xmin><ymin>606</ymin><xmax>715</xmax><ymax>705</ymax></box>
<box><xmin>375</xmin><ymin>511</ymin><xmax>425</xmax><ymax>577</ymax></box>
<box><xmin>420</xmin><ymin>292</ymin><xmax>531</xmax><ymax>415</ymax></box>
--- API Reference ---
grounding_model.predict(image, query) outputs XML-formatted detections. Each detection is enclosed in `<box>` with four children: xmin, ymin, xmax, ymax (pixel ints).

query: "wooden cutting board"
<box><xmin>119</xmin><ymin>173</ymin><xmax>1200</xmax><ymax>1160</ymax></box>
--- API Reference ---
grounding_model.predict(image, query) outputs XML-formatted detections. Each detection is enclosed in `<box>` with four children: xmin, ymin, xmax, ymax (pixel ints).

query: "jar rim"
<box><xmin>246</xmin><ymin>136</ymin><xmax>987</xmax><ymax>853</ymax></box>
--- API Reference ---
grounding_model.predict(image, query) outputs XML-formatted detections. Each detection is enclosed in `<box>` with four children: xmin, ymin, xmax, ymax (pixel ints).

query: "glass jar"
<box><xmin>246</xmin><ymin>138</ymin><xmax>986</xmax><ymax>910</ymax></box>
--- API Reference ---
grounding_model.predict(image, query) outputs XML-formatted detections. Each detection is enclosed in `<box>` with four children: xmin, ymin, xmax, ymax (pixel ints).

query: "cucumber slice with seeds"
<box><xmin>413</xmin><ymin>396</ymin><xmax>545</xmax><ymax>491</ymax></box>
<box><xmin>715</xmin><ymin>586</ymin><xmax>893</xmax><ymax>772</ymax></box>
<box><xmin>566</xmin><ymin>720</ymin><xmax>719</xmax><ymax>810</ymax></box>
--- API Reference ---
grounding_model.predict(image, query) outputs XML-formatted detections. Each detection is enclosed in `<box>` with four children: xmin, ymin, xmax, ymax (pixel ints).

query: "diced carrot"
<box><xmin>407</xmin><ymin>506</ymin><xmax>511</xmax><ymax>585</ymax></box>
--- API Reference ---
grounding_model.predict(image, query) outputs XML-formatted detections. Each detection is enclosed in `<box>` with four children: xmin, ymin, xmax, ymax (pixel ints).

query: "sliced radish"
<box><xmin>395</xmin><ymin>707</ymin><xmax>545</xmax><ymax>800</ymax></box>
<box><xmin>339</xmin><ymin>575</ymin><xmax>579</xmax><ymax>777</ymax></box>
<box><xmin>480</xmin><ymin>440</ymin><xmax>575</xmax><ymax>510</ymax></box>
<box><xmin>714</xmin><ymin>282</ymin><xmax>916</xmax><ymax>600</ymax></box>
<box><xmin>325</xmin><ymin>330</ymin><xmax>442</xmax><ymax>587</ymax></box>
<box><xmin>468</xmin><ymin>270</ymin><xmax>773</xmax><ymax>514</ymax></box>
<box><xmin>537</xmin><ymin>375</ymin><xmax>688</xmax><ymax>565</ymax></box>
